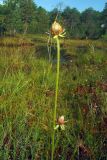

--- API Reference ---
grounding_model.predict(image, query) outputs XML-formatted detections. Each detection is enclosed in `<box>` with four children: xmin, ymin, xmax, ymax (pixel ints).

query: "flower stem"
<box><xmin>51</xmin><ymin>36</ymin><xmax>60</xmax><ymax>160</ymax></box>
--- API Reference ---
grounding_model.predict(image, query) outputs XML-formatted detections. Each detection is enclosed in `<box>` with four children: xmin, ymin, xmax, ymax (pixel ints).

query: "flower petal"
<box><xmin>60</xmin><ymin>124</ymin><xmax>65</xmax><ymax>130</ymax></box>
<box><xmin>54</xmin><ymin>125</ymin><xmax>59</xmax><ymax>130</ymax></box>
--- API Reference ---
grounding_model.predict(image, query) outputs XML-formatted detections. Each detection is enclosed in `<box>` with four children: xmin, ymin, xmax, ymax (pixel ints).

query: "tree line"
<box><xmin>0</xmin><ymin>0</ymin><xmax>107</xmax><ymax>39</ymax></box>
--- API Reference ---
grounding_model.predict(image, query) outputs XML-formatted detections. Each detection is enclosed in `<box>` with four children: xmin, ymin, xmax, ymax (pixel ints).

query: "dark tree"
<box><xmin>19</xmin><ymin>0</ymin><xmax>37</xmax><ymax>34</ymax></box>
<box><xmin>101</xmin><ymin>2</ymin><xmax>107</xmax><ymax>35</ymax></box>
<box><xmin>81</xmin><ymin>8</ymin><xmax>101</xmax><ymax>39</ymax></box>
<box><xmin>62</xmin><ymin>7</ymin><xmax>80</xmax><ymax>38</ymax></box>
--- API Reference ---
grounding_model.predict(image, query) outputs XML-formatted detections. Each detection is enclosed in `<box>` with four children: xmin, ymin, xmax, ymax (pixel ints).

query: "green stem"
<box><xmin>51</xmin><ymin>36</ymin><xmax>60</xmax><ymax>160</ymax></box>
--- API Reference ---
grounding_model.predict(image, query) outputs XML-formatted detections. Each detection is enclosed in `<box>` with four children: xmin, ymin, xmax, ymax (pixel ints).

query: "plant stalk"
<box><xmin>51</xmin><ymin>36</ymin><xmax>60</xmax><ymax>160</ymax></box>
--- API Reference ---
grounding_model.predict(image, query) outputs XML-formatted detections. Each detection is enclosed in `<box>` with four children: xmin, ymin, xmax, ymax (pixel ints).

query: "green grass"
<box><xmin>0</xmin><ymin>36</ymin><xmax>34</xmax><ymax>46</ymax></box>
<box><xmin>0</xmin><ymin>36</ymin><xmax>107</xmax><ymax>159</ymax></box>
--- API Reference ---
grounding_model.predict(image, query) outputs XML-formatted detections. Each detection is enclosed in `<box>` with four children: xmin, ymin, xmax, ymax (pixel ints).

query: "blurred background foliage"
<box><xmin>0</xmin><ymin>0</ymin><xmax>107</xmax><ymax>39</ymax></box>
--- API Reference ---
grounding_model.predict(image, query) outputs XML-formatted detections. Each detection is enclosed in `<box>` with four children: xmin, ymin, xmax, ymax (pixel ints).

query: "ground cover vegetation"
<box><xmin>0</xmin><ymin>34</ymin><xmax>107</xmax><ymax>159</ymax></box>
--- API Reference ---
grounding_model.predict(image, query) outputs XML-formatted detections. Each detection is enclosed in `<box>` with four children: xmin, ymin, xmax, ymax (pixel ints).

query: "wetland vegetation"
<box><xmin>0</xmin><ymin>0</ymin><xmax>107</xmax><ymax>159</ymax></box>
<box><xmin>0</xmin><ymin>35</ymin><xmax>107</xmax><ymax>159</ymax></box>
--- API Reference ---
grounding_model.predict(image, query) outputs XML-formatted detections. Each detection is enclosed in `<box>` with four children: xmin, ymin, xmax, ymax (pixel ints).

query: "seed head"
<box><xmin>51</xmin><ymin>21</ymin><xmax>63</xmax><ymax>36</ymax></box>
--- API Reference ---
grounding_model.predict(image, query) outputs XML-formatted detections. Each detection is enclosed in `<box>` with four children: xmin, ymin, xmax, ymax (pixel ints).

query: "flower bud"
<box><xmin>58</xmin><ymin>116</ymin><xmax>65</xmax><ymax>125</ymax></box>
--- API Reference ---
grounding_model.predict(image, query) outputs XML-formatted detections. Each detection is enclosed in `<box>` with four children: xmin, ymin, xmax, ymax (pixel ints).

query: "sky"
<box><xmin>35</xmin><ymin>0</ymin><xmax>107</xmax><ymax>12</ymax></box>
<box><xmin>0</xmin><ymin>0</ymin><xmax>106</xmax><ymax>12</ymax></box>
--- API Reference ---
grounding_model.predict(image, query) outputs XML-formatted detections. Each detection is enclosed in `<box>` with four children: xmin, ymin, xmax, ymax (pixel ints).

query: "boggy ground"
<box><xmin>0</xmin><ymin>35</ymin><xmax>107</xmax><ymax>160</ymax></box>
